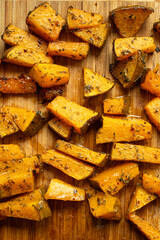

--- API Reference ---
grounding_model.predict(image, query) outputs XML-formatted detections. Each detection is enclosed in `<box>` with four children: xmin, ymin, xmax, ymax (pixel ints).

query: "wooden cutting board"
<box><xmin>0</xmin><ymin>0</ymin><xmax>160</xmax><ymax>239</ymax></box>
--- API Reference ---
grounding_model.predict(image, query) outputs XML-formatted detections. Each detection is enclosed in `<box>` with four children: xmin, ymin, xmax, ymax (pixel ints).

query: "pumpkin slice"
<box><xmin>0</xmin><ymin>144</ymin><xmax>25</xmax><ymax>161</ymax></box>
<box><xmin>145</xmin><ymin>97</ymin><xmax>160</xmax><ymax>132</ymax></box>
<box><xmin>143</xmin><ymin>173</ymin><xmax>160</xmax><ymax>197</ymax></box>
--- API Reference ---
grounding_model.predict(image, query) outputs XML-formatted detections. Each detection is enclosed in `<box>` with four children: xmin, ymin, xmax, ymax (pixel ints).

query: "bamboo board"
<box><xmin>0</xmin><ymin>0</ymin><xmax>160</xmax><ymax>239</ymax></box>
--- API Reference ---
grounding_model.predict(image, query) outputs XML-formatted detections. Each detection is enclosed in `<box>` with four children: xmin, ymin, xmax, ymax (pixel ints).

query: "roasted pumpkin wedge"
<box><xmin>110</xmin><ymin>6</ymin><xmax>153</xmax><ymax>37</ymax></box>
<box><xmin>72</xmin><ymin>23</ymin><xmax>109</xmax><ymax>48</ymax></box>
<box><xmin>111</xmin><ymin>143</ymin><xmax>160</xmax><ymax>164</ymax></box>
<box><xmin>0</xmin><ymin>188</ymin><xmax>51</xmax><ymax>221</ymax></box>
<box><xmin>0</xmin><ymin>170</ymin><xmax>34</xmax><ymax>199</ymax></box>
<box><xmin>103</xmin><ymin>96</ymin><xmax>131</xmax><ymax>115</ymax></box>
<box><xmin>47</xmin><ymin>41</ymin><xmax>89</xmax><ymax>60</ymax></box>
<box><xmin>55</xmin><ymin>139</ymin><xmax>108</xmax><ymax>167</ymax></box>
<box><xmin>47</xmin><ymin>96</ymin><xmax>100</xmax><ymax>135</ymax></box>
<box><xmin>26</xmin><ymin>2</ymin><xmax>65</xmax><ymax>42</ymax></box>
<box><xmin>41</xmin><ymin>149</ymin><xmax>95</xmax><ymax>180</ymax></box>
<box><xmin>114</xmin><ymin>37</ymin><xmax>156</xmax><ymax>61</ymax></box>
<box><xmin>39</xmin><ymin>86</ymin><xmax>63</xmax><ymax>104</ymax></box>
<box><xmin>128</xmin><ymin>184</ymin><xmax>157</xmax><ymax>213</ymax></box>
<box><xmin>0</xmin><ymin>75</ymin><xmax>37</xmax><ymax>94</ymax></box>
<box><xmin>45</xmin><ymin>179</ymin><xmax>85</xmax><ymax>201</ymax></box>
<box><xmin>128</xmin><ymin>213</ymin><xmax>160</xmax><ymax>240</ymax></box>
<box><xmin>86</xmin><ymin>188</ymin><xmax>122</xmax><ymax>220</ymax></box>
<box><xmin>153</xmin><ymin>20</ymin><xmax>160</xmax><ymax>33</ymax></box>
<box><xmin>67</xmin><ymin>6</ymin><xmax>103</xmax><ymax>30</ymax></box>
<box><xmin>141</xmin><ymin>69</ymin><xmax>160</xmax><ymax>97</ymax></box>
<box><xmin>29</xmin><ymin>63</ymin><xmax>69</xmax><ymax>88</ymax></box>
<box><xmin>0</xmin><ymin>108</ymin><xmax>19</xmax><ymax>138</ymax></box>
<box><xmin>110</xmin><ymin>51</ymin><xmax>147</xmax><ymax>88</ymax></box>
<box><xmin>89</xmin><ymin>162</ymin><xmax>139</xmax><ymax>195</ymax></box>
<box><xmin>143</xmin><ymin>173</ymin><xmax>160</xmax><ymax>197</ymax></box>
<box><xmin>145</xmin><ymin>97</ymin><xmax>160</xmax><ymax>132</ymax></box>
<box><xmin>84</xmin><ymin>68</ymin><xmax>114</xmax><ymax>97</ymax></box>
<box><xmin>2</xmin><ymin>46</ymin><xmax>53</xmax><ymax>67</ymax></box>
<box><xmin>0</xmin><ymin>144</ymin><xmax>25</xmax><ymax>161</ymax></box>
<box><xmin>2</xmin><ymin>23</ymin><xmax>48</xmax><ymax>54</ymax></box>
<box><xmin>96</xmin><ymin>116</ymin><xmax>152</xmax><ymax>144</ymax></box>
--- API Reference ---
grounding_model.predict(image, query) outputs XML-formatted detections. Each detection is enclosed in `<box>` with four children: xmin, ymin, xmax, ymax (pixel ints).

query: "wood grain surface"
<box><xmin>0</xmin><ymin>0</ymin><xmax>160</xmax><ymax>239</ymax></box>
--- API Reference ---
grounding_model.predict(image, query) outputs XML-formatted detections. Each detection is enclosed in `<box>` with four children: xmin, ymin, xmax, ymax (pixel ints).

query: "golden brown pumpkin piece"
<box><xmin>114</xmin><ymin>37</ymin><xmax>156</xmax><ymax>61</ymax></box>
<box><xmin>72</xmin><ymin>23</ymin><xmax>109</xmax><ymax>48</ymax></box>
<box><xmin>55</xmin><ymin>139</ymin><xmax>108</xmax><ymax>167</ymax></box>
<box><xmin>0</xmin><ymin>170</ymin><xmax>34</xmax><ymax>199</ymax></box>
<box><xmin>143</xmin><ymin>173</ymin><xmax>160</xmax><ymax>197</ymax></box>
<box><xmin>153</xmin><ymin>21</ymin><xmax>160</xmax><ymax>33</ymax></box>
<box><xmin>0</xmin><ymin>144</ymin><xmax>25</xmax><ymax>161</ymax></box>
<box><xmin>47</xmin><ymin>96</ymin><xmax>100</xmax><ymax>135</ymax></box>
<box><xmin>111</xmin><ymin>143</ymin><xmax>160</xmax><ymax>164</ymax></box>
<box><xmin>47</xmin><ymin>41</ymin><xmax>89</xmax><ymax>60</ymax></box>
<box><xmin>145</xmin><ymin>97</ymin><xmax>160</xmax><ymax>132</ymax></box>
<box><xmin>41</xmin><ymin>149</ymin><xmax>95</xmax><ymax>180</ymax></box>
<box><xmin>26</xmin><ymin>2</ymin><xmax>65</xmax><ymax>42</ymax></box>
<box><xmin>67</xmin><ymin>6</ymin><xmax>103</xmax><ymax>30</ymax></box>
<box><xmin>48</xmin><ymin>117</ymin><xmax>72</xmax><ymax>140</ymax></box>
<box><xmin>0</xmin><ymin>156</ymin><xmax>42</xmax><ymax>174</ymax></box>
<box><xmin>2</xmin><ymin>23</ymin><xmax>48</xmax><ymax>54</ymax></box>
<box><xmin>86</xmin><ymin>188</ymin><xmax>122</xmax><ymax>220</ymax></box>
<box><xmin>0</xmin><ymin>188</ymin><xmax>51</xmax><ymax>221</ymax></box>
<box><xmin>128</xmin><ymin>184</ymin><xmax>157</xmax><ymax>213</ymax></box>
<box><xmin>110</xmin><ymin>6</ymin><xmax>154</xmax><ymax>37</ymax></box>
<box><xmin>96</xmin><ymin>116</ymin><xmax>152</xmax><ymax>144</ymax></box>
<box><xmin>103</xmin><ymin>96</ymin><xmax>131</xmax><ymax>115</ymax></box>
<box><xmin>29</xmin><ymin>63</ymin><xmax>69</xmax><ymax>88</ymax></box>
<box><xmin>45</xmin><ymin>179</ymin><xmax>85</xmax><ymax>201</ymax></box>
<box><xmin>128</xmin><ymin>213</ymin><xmax>160</xmax><ymax>240</ymax></box>
<box><xmin>4</xmin><ymin>107</ymin><xmax>36</xmax><ymax>132</ymax></box>
<box><xmin>0</xmin><ymin>108</ymin><xmax>19</xmax><ymax>138</ymax></box>
<box><xmin>0</xmin><ymin>75</ymin><xmax>37</xmax><ymax>94</ymax></box>
<box><xmin>141</xmin><ymin>69</ymin><xmax>160</xmax><ymax>97</ymax></box>
<box><xmin>89</xmin><ymin>162</ymin><xmax>139</xmax><ymax>195</ymax></box>
<box><xmin>2</xmin><ymin>45</ymin><xmax>53</xmax><ymax>67</ymax></box>
<box><xmin>84</xmin><ymin>68</ymin><xmax>114</xmax><ymax>97</ymax></box>
<box><xmin>110</xmin><ymin>51</ymin><xmax>147</xmax><ymax>88</ymax></box>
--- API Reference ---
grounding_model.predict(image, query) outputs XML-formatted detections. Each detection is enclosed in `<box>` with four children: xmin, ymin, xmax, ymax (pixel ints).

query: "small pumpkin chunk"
<box><xmin>96</xmin><ymin>116</ymin><xmax>152</xmax><ymax>144</ymax></box>
<box><xmin>89</xmin><ymin>162</ymin><xmax>139</xmax><ymax>195</ymax></box>
<box><xmin>47</xmin><ymin>41</ymin><xmax>89</xmax><ymax>60</ymax></box>
<box><xmin>141</xmin><ymin>69</ymin><xmax>160</xmax><ymax>97</ymax></box>
<box><xmin>111</xmin><ymin>143</ymin><xmax>160</xmax><ymax>164</ymax></box>
<box><xmin>41</xmin><ymin>149</ymin><xmax>95</xmax><ymax>180</ymax></box>
<box><xmin>128</xmin><ymin>213</ymin><xmax>160</xmax><ymax>240</ymax></box>
<box><xmin>39</xmin><ymin>86</ymin><xmax>63</xmax><ymax>104</ymax></box>
<box><xmin>0</xmin><ymin>188</ymin><xmax>51</xmax><ymax>221</ymax></box>
<box><xmin>128</xmin><ymin>184</ymin><xmax>157</xmax><ymax>213</ymax></box>
<box><xmin>29</xmin><ymin>63</ymin><xmax>69</xmax><ymax>88</ymax></box>
<box><xmin>45</xmin><ymin>179</ymin><xmax>85</xmax><ymax>201</ymax></box>
<box><xmin>4</xmin><ymin>107</ymin><xmax>36</xmax><ymax>132</ymax></box>
<box><xmin>48</xmin><ymin>117</ymin><xmax>72</xmax><ymax>140</ymax></box>
<box><xmin>114</xmin><ymin>37</ymin><xmax>156</xmax><ymax>61</ymax></box>
<box><xmin>110</xmin><ymin>6</ymin><xmax>153</xmax><ymax>37</ymax></box>
<box><xmin>103</xmin><ymin>96</ymin><xmax>131</xmax><ymax>115</ymax></box>
<box><xmin>86</xmin><ymin>188</ymin><xmax>122</xmax><ymax>220</ymax></box>
<box><xmin>26</xmin><ymin>2</ymin><xmax>65</xmax><ymax>41</ymax></box>
<box><xmin>72</xmin><ymin>23</ymin><xmax>109</xmax><ymax>48</ymax></box>
<box><xmin>143</xmin><ymin>173</ymin><xmax>160</xmax><ymax>197</ymax></box>
<box><xmin>0</xmin><ymin>108</ymin><xmax>19</xmax><ymax>138</ymax></box>
<box><xmin>84</xmin><ymin>68</ymin><xmax>114</xmax><ymax>97</ymax></box>
<box><xmin>0</xmin><ymin>144</ymin><xmax>25</xmax><ymax>161</ymax></box>
<box><xmin>0</xmin><ymin>170</ymin><xmax>34</xmax><ymax>199</ymax></box>
<box><xmin>55</xmin><ymin>139</ymin><xmax>108</xmax><ymax>167</ymax></box>
<box><xmin>0</xmin><ymin>75</ymin><xmax>37</xmax><ymax>94</ymax></box>
<box><xmin>67</xmin><ymin>6</ymin><xmax>103</xmax><ymax>30</ymax></box>
<box><xmin>154</xmin><ymin>21</ymin><xmax>160</xmax><ymax>33</ymax></box>
<box><xmin>2</xmin><ymin>23</ymin><xmax>48</xmax><ymax>54</ymax></box>
<box><xmin>145</xmin><ymin>97</ymin><xmax>160</xmax><ymax>131</ymax></box>
<box><xmin>2</xmin><ymin>46</ymin><xmax>53</xmax><ymax>67</ymax></box>
<box><xmin>47</xmin><ymin>96</ymin><xmax>100</xmax><ymax>135</ymax></box>
<box><xmin>110</xmin><ymin>51</ymin><xmax>147</xmax><ymax>88</ymax></box>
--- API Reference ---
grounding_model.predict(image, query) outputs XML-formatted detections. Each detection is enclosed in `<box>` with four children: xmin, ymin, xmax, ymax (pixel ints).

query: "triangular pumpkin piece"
<box><xmin>4</xmin><ymin>107</ymin><xmax>36</xmax><ymax>132</ymax></box>
<box><xmin>128</xmin><ymin>184</ymin><xmax>157</xmax><ymax>213</ymax></box>
<box><xmin>84</xmin><ymin>68</ymin><xmax>114</xmax><ymax>97</ymax></box>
